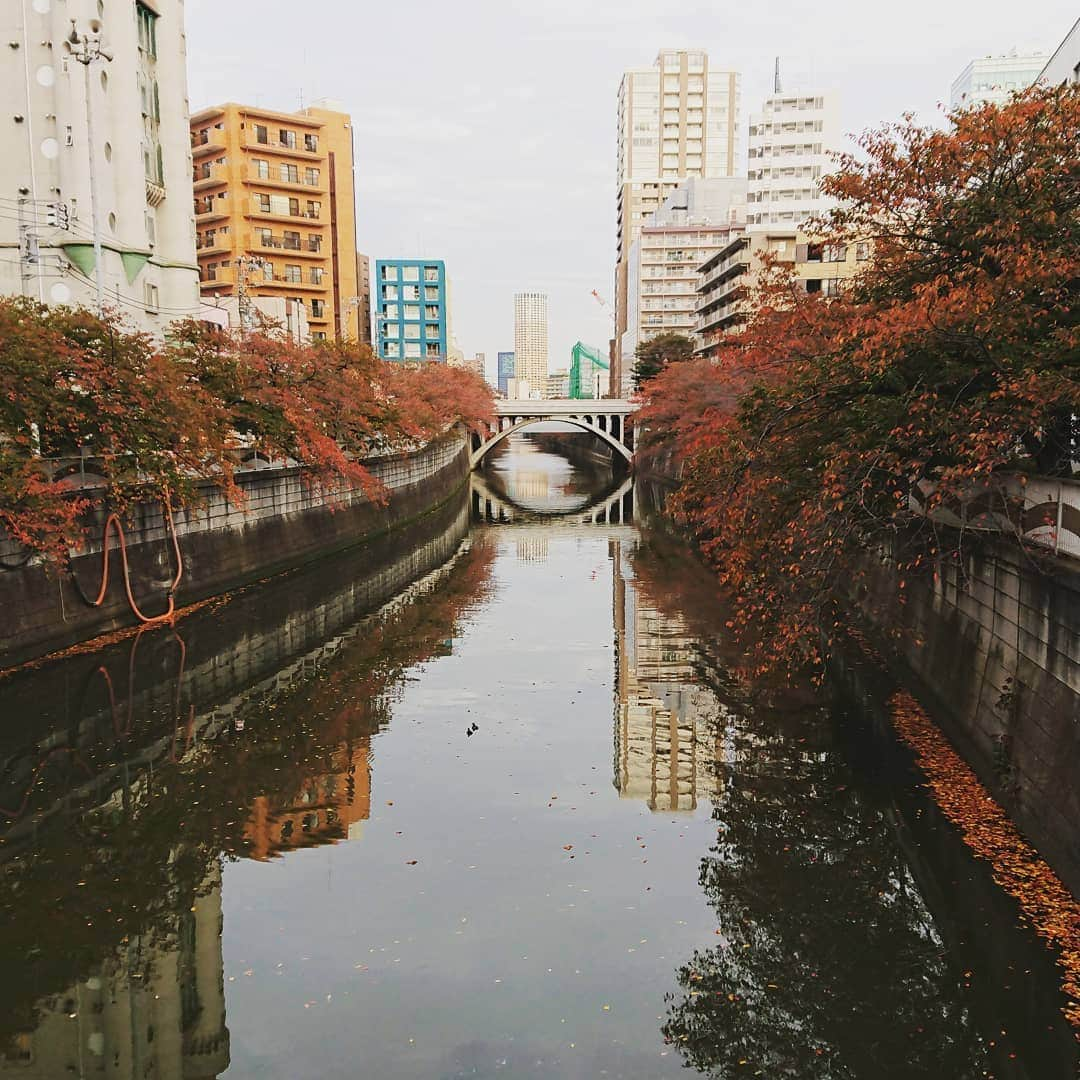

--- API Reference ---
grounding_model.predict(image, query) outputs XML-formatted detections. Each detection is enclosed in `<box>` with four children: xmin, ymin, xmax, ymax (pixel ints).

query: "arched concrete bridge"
<box><xmin>470</xmin><ymin>400</ymin><xmax>639</xmax><ymax>469</ymax></box>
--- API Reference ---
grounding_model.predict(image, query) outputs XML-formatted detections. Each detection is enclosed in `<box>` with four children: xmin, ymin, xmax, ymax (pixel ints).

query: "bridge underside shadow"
<box><xmin>470</xmin><ymin>473</ymin><xmax>634</xmax><ymax>528</ymax></box>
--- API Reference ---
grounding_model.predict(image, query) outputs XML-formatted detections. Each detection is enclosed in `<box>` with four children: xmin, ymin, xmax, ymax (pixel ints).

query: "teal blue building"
<box><xmin>375</xmin><ymin>259</ymin><xmax>448</xmax><ymax>361</ymax></box>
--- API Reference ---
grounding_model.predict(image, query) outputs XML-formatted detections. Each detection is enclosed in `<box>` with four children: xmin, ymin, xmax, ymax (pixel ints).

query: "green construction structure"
<box><xmin>568</xmin><ymin>341</ymin><xmax>610</xmax><ymax>400</ymax></box>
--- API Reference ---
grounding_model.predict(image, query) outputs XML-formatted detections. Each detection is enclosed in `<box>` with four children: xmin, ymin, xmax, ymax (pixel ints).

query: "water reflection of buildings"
<box><xmin>516</xmin><ymin>537</ymin><xmax>550</xmax><ymax>563</ymax></box>
<box><xmin>0</xmin><ymin>867</ymin><xmax>229</xmax><ymax>1079</ymax></box>
<box><xmin>506</xmin><ymin>469</ymin><xmax>552</xmax><ymax>504</ymax></box>
<box><xmin>244</xmin><ymin>739</ymin><xmax>372</xmax><ymax>859</ymax></box>
<box><xmin>612</xmin><ymin>542</ymin><xmax>721</xmax><ymax>812</ymax></box>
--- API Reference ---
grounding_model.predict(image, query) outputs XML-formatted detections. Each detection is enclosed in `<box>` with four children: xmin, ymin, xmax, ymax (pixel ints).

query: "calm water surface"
<box><xmin>0</xmin><ymin>435</ymin><xmax>1076</xmax><ymax>1079</ymax></box>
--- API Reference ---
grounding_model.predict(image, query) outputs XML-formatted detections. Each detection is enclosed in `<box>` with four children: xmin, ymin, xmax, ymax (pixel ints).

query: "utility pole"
<box><xmin>236</xmin><ymin>255</ymin><xmax>261</xmax><ymax>336</ymax></box>
<box><xmin>64</xmin><ymin>19</ymin><xmax>113</xmax><ymax>316</ymax></box>
<box><xmin>17</xmin><ymin>192</ymin><xmax>36</xmax><ymax>297</ymax></box>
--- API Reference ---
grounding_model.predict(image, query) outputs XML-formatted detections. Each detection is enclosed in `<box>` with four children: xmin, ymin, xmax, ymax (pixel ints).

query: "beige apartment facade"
<box><xmin>190</xmin><ymin>100</ymin><xmax>360</xmax><ymax>341</ymax></box>
<box><xmin>613</xmin><ymin>49</ymin><xmax>741</xmax><ymax>394</ymax></box>
<box><xmin>695</xmin><ymin>231</ymin><xmax>867</xmax><ymax>353</ymax></box>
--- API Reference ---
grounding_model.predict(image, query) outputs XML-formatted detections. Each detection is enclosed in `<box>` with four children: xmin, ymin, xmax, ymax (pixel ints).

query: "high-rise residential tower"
<box><xmin>374</xmin><ymin>259</ymin><xmax>448</xmax><ymax>361</ymax></box>
<box><xmin>613</xmin><ymin>49</ymin><xmax>741</xmax><ymax>394</ymax></box>
<box><xmin>190</xmin><ymin>101</ymin><xmax>360</xmax><ymax>341</ymax></box>
<box><xmin>513</xmin><ymin>292</ymin><xmax>548</xmax><ymax>399</ymax></box>
<box><xmin>0</xmin><ymin>1</ymin><xmax>200</xmax><ymax>333</ymax></box>
<box><xmin>951</xmin><ymin>51</ymin><xmax>1050</xmax><ymax>109</ymax></box>
<box><xmin>746</xmin><ymin>89</ymin><xmax>840</xmax><ymax>229</ymax></box>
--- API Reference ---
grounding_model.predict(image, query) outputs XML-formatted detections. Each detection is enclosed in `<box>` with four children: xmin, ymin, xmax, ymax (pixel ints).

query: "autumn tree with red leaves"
<box><xmin>0</xmin><ymin>300</ymin><xmax>493</xmax><ymax>562</ymax></box>
<box><xmin>637</xmin><ymin>85</ymin><xmax>1080</xmax><ymax>672</ymax></box>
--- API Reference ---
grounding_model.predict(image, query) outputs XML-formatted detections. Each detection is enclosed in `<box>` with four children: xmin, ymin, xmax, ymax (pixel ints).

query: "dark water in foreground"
<box><xmin>0</xmin><ymin>435</ymin><xmax>1076</xmax><ymax>1079</ymax></box>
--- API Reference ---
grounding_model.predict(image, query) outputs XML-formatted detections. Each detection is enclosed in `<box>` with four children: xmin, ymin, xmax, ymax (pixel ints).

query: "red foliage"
<box><xmin>637</xmin><ymin>85</ymin><xmax>1080</xmax><ymax>673</ymax></box>
<box><xmin>0</xmin><ymin>301</ymin><xmax>494</xmax><ymax>562</ymax></box>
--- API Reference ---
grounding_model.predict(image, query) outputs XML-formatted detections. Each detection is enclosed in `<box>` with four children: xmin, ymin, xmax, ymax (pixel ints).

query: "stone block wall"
<box><xmin>859</xmin><ymin>535</ymin><xmax>1080</xmax><ymax>897</ymax></box>
<box><xmin>0</xmin><ymin>432</ymin><xmax>469</xmax><ymax>667</ymax></box>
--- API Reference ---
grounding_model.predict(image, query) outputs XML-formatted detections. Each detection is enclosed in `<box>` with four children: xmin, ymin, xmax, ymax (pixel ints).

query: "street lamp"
<box><xmin>64</xmin><ymin>19</ymin><xmax>112</xmax><ymax>315</ymax></box>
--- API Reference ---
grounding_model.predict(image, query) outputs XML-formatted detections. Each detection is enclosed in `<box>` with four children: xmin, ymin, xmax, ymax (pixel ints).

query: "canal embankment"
<box><xmin>0</xmin><ymin>429</ymin><xmax>470</xmax><ymax>668</ymax></box>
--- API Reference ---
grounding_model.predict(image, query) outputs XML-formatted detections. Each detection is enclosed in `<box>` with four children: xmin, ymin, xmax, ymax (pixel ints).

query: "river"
<box><xmin>0</xmin><ymin>434</ymin><xmax>1076</xmax><ymax>1079</ymax></box>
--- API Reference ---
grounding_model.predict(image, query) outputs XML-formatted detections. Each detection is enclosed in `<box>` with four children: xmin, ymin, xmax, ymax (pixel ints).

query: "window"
<box><xmin>312</xmin><ymin>331</ymin><xmax>327</xmax><ymax>341</ymax></box>
<box><xmin>280</xmin><ymin>163</ymin><xmax>299</xmax><ymax>183</ymax></box>
<box><xmin>427</xmin><ymin>343</ymin><xmax>441</xmax><ymax>358</ymax></box>
<box><xmin>424</xmin><ymin>286</ymin><xmax>438</xmax><ymax>301</ymax></box>
<box><xmin>309</xmin><ymin>267</ymin><xmax>323</xmax><ymax>284</ymax></box>
<box><xmin>305</xmin><ymin>200</ymin><xmax>320</xmax><ymax>219</ymax></box>
<box><xmin>256</xmin><ymin>193</ymin><xmax>271</xmax><ymax>213</ymax></box>
<box><xmin>384</xmin><ymin>285</ymin><xmax>399</xmax><ymax>300</ymax></box>
<box><xmin>383</xmin><ymin>303</ymin><xmax>400</xmax><ymax>318</ymax></box>
<box><xmin>279</xmin><ymin>129</ymin><xmax>296</xmax><ymax>149</ymax></box>
<box><xmin>262</xmin><ymin>261</ymin><xmax>273</xmax><ymax>281</ymax></box>
<box><xmin>307</xmin><ymin>235</ymin><xmax>322</xmax><ymax>253</ymax></box>
<box><xmin>269</xmin><ymin>194</ymin><xmax>291</xmax><ymax>215</ymax></box>
<box><xmin>304</xmin><ymin>133</ymin><xmax>318</xmax><ymax>152</ymax></box>
<box><xmin>424</xmin><ymin>266</ymin><xmax>440</xmax><ymax>283</ymax></box>
<box><xmin>403</xmin><ymin>266</ymin><xmax>420</xmax><ymax>283</ymax></box>
<box><xmin>823</xmin><ymin>243</ymin><xmax>848</xmax><ymax>263</ymax></box>
<box><xmin>284</xmin><ymin>265</ymin><xmax>301</xmax><ymax>283</ymax></box>
<box><xmin>257</xmin><ymin>227</ymin><xmax>272</xmax><ymax>246</ymax></box>
<box><xmin>311</xmin><ymin>299</ymin><xmax>325</xmax><ymax>318</ymax></box>
<box><xmin>283</xmin><ymin>230</ymin><xmax>301</xmax><ymax>250</ymax></box>
<box><xmin>403</xmin><ymin>304</ymin><xmax>420</xmax><ymax>319</ymax></box>
<box><xmin>385</xmin><ymin>341</ymin><xmax>401</xmax><ymax>358</ymax></box>
<box><xmin>425</xmin><ymin>305</ymin><xmax>440</xmax><ymax>319</ymax></box>
<box><xmin>253</xmin><ymin>158</ymin><xmax>269</xmax><ymax>179</ymax></box>
<box><xmin>824</xmin><ymin>277</ymin><xmax>843</xmax><ymax>297</ymax></box>
<box><xmin>402</xmin><ymin>285</ymin><xmax>420</xmax><ymax>301</ymax></box>
<box><xmin>288</xmin><ymin>197</ymin><xmax>300</xmax><ymax>216</ymax></box>
<box><xmin>304</xmin><ymin>167</ymin><xmax>320</xmax><ymax>186</ymax></box>
<box><xmin>144</xmin><ymin>282</ymin><xmax>159</xmax><ymax>312</ymax></box>
<box><xmin>254</xmin><ymin>124</ymin><xmax>269</xmax><ymax>145</ymax></box>
<box><xmin>856</xmin><ymin>242</ymin><xmax>871</xmax><ymax>261</ymax></box>
<box><xmin>381</xmin><ymin>264</ymin><xmax>397</xmax><ymax>281</ymax></box>
<box><xmin>404</xmin><ymin>342</ymin><xmax>421</xmax><ymax>358</ymax></box>
<box><xmin>136</xmin><ymin>3</ymin><xmax>158</xmax><ymax>58</ymax></box>
<box><xmin>404</xmin><ymin>324</ymin><xmax>420</xmax><ymax>339</ymax></box>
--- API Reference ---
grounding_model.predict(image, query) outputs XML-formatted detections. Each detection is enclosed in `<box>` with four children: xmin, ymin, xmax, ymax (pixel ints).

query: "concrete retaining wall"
<box><xmin>0</xmin><ymin>431</ymin><xmax>470</xmax><ymax>667</ymax></box>
<box><xmin>858</xmin><ymin>535</ymin><xmax>1080</xmax><ymax>897</ymax></box>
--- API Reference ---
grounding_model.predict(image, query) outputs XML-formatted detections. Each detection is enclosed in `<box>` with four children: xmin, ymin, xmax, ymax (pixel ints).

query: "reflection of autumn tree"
<box><xmin>0</xmin><ymin>536</ymin><xmax>496</xmax><ymax>1050</ymax></box>
<box><xmin>662</xmin><ymin>702</ymin><xmax>991</xmax><ymax>1079</ymax></box>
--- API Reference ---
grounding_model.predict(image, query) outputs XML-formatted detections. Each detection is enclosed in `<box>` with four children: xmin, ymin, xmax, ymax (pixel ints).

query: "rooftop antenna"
<box><xmin>774</xmin><ymin>56</ymin><xmax>782</xmax><ymax>94</ymax></box>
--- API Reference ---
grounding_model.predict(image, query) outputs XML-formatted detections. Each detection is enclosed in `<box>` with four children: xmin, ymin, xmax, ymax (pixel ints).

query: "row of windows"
<box><xmin>381</xmin><ymin>285</ymin><xmax>439</xmax><ymax>302</ymax></box>
<box><xmin>249</xmin><ymin>125</ymin><xmax>319</xmax><ymax>153</ymax></box>
<box><xmin>382</xmin><ymin>304</ymin><xmax>442</xmax><ymax>319</ymax></box>
<box><xmin>380</xmin><ymin>322</ymin><xmax>443</xmax><ymax>339</ymax></box>
<box><xmin>384</xmin><ymin>342</ymin><xmax>442</xmax><ymax>359</ymax></box>
<box><xmin>201</xmin><ymin>260</ymin><xmax>324</xmax><ymax>285</ymax></box>
<box><xmin>251</xmin><ymin>160</ymin><xmax>321</xmax><ymax>186</ymax></box>
<box><xmin>380</xmin><ymin>264</ymin><xmax>442</xmax><ymax>283</ymax></box>
<box><xmin>253</xmin><ymin>193</ymin><xmax>322</xmax><ymax>219</ymax></box>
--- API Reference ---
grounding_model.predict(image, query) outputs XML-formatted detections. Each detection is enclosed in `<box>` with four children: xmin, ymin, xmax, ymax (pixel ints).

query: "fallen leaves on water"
<box><xmin>889</xmin><ymin>690</ymin><xmax>1080</xmax><ymax>1037</ymax></box>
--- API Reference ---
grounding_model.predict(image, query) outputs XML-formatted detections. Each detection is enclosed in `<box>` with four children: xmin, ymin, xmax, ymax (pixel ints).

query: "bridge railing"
<box><xmin>909</xmin><ymin>473</ymin><xmax>1080</xmax><ymax>560</ymax></box>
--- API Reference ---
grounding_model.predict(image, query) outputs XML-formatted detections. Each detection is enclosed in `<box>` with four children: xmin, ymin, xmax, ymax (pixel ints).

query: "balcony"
<box><xmin>246</xmin><ymin>205</ymin><xmax>327</xmax><ymax>226</ymax></box>
<box><xmin>195</xmin><ymin>203</ymin><xmax>230</xmax><ymax>224</ymax></box>
<box><xmin>243</xmin><ymin>135</ymin><xmax>323</xmax><ymax>161</ymax></box>
<box><xmin>191</xmin><ymin>130</ymin><xmax>227</xmax><ymax>158</ymax></box>
<box><xmin>255</xmin><ymin>234</ymin><xmax>325</xmax><ymax>259</ymax></box>
<box><xmin>193</xmin><ymin>165</ymin><xmax>228</xmax><ymax>191</ymax></box>
<box><xmin>243</xmin><ymin>167</ymin><xmax>326</xmax><ymax>194</ymax></box>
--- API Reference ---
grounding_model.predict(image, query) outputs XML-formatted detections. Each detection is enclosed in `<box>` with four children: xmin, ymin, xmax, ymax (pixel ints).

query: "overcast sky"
<box><xmin>185</xmin><ymin>0</ymin><xmax>1073</xmax><ymax>379</ymax></box>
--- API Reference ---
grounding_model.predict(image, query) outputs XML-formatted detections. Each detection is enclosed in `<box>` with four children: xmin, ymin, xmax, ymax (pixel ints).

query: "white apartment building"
<box><xmin>950</xmin><ymin>51</ymin><xmax>1050</xmax><ymax>109</ymax></box>
<box><xmin>614</xmin><ymin>49</ymin><xmax>741</xmax><ymax>392</ymax></box>
<box><xmin>620</xmin><ymin>177</ymin><xmax>745</xmax><ymax>371</ymax></box>
<box><xmin>513</xmin><ymin>292</ymin><xmax>548</xmax><ymax>400</ymax></box>
<box><xmin>1039</xmin><ymin>19</ymin><xmax>1080</xmax><ymax>86</ymax></box>
<box><xmin>746</xmin><ymin>90</ymin><xmax>840</xmax><ymax>230</ymax></box>
<box><xmin>1</xmin><ymin>0</ymin><xmax>200</xmax><ymax>332</ymax></box>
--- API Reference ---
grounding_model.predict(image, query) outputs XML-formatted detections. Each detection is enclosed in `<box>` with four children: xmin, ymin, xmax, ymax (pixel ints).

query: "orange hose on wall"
<box><xmin>76</xmin><ymin>491</ymin><xmax>184</xmax><ymax>624</ymax></box>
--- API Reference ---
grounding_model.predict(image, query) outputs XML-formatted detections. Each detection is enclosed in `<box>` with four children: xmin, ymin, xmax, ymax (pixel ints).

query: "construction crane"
<box><xmin>590</xmin><ymin>290</ymin><xmax>615</xmax><ymax>325</ymax></box>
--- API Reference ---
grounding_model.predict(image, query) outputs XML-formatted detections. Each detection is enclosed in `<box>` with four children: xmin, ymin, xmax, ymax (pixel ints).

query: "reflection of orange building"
<box><xmin>243</xmin><ymin>740</ymin><xmax>371</xmax><ymax>860</ymax></box>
